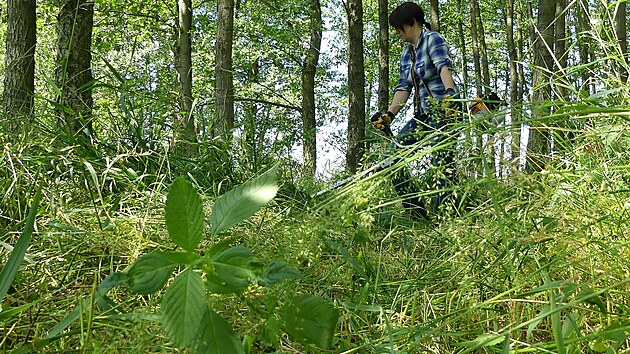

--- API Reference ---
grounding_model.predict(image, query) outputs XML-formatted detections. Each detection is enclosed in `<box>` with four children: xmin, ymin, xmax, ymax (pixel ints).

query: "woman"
<box><xmin>371</xmin><ymin>1</ymin><xmax>460</xmax><ymax>221</ymax></box>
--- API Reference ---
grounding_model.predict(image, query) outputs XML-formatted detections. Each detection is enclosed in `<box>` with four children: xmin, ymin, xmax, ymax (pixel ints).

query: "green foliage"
<box><xmin>161</xmin><ymin>268</ymin><xmax>209</xmax><ymax>349</ymax></box>
<box><xmin>165</xmin><ymin>177</ymin><xmax>205</xmax><ymax>251</ymax></box>
<box><xmin>210</xmin><ymin>166</ymin><xmax>278</xmax><ymax>236</ymax></box>
<box><xmin>127</xmin><ymin>254</ymin><xmax>176</xmax><ymax>294</ymax></box>
<box><xmin>0</xmin><ymin>186</ymin><xmax>41</xmax><ymax>311</ymax></box>
<box><xmin>76</xmin><ymin>166</ymin><xmax>338</xmax><ymax>353</ymax></box>
<box><xmin>2</xmin><ymin>0</ymin><xmax>630</xmax><ymax>352</ymax></box>
<box><xmin>279</xmin><ymin>294</ymin><xmax>339</xmax><ymax>349</ymax></box>
<box><xmin>195</xmin><ymin>305</ymin><xmax>245</xmax><ymax>354</ymax></box>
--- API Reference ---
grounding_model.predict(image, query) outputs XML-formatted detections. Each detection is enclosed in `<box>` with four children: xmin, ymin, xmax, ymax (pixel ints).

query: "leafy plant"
<box><xmin>0</xmin><ymin>186</ymin><xmax>41</xmax><ymax>315</ymax></box>
<box><xmin>101</xmin><ymin>166</ymin><xmax>337</xmax><ymax>353</ymax></box>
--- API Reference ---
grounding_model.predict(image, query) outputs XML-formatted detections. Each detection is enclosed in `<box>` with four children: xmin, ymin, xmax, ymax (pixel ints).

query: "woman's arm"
<box><xmin>440</xmin><ymin>66</ymin><xmax>456</xmax><ymax>91</ymax></box>
<box><xmin>388</xmin><ymin>90</ymin><xmax>411</xmax><ymax>116</ymax></box>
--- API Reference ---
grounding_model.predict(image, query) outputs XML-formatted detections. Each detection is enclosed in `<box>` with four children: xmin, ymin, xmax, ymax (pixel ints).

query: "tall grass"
<box><xmin>2</xmin><ymin>6</ymin><xmax>630</xmax><ymax>352</ymax></box>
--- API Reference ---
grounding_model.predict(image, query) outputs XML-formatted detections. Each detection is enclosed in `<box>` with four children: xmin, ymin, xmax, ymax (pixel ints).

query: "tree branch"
<box><xmin>235</xmin><ymin>97</ymin><xmax>302</xmax><ymax>112</ymax></box>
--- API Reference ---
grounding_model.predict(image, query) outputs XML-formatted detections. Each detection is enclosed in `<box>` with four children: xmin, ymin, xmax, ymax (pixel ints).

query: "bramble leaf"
<box><xmin>162</xmin><ymin>269</ymin><xmax>206</xmax><ymax>348</ymax></box>
<box><xmin>193</xmin><ymin>305</ymin><xmax>245</xmax><ymax>354</ymax></box>
<box><xmin>128</xmin><ymin>254</ymin><xmax>176</xmax><ymax>294</ymax></box>
<box><xmin>166</xmin><ymin>177</ymin><xmax>205</xmax><ymax>251</ymax></box>
<box><xmin>207</xmin><ymin>246</ymin><xmax>257</xmax><ymax>293</ymax></box>
<box><xmin>210</xmin><ymin>165</ymin><xmax>278</xmax><ymax>236</ymax></box>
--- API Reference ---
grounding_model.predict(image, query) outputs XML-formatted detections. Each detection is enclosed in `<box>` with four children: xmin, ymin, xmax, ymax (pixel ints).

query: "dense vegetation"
<box><xmin>2</xmin><ymin>0</ymin><xmax>630</xmax><ymax>352</ymax></box>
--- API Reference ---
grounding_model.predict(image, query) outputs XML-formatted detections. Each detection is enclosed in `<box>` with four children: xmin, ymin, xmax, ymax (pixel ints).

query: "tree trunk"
<box><xmin>3</xmin><ymin>0</ymin><xmax>36</xmax><ymax>132</ymax></box>
<box><xmin>555</xmin><ymin>0</ymin><xmax>567</xmax><ymax>100</ymax></box>
<box><xmin>56</xmin><ymin>0</ymin><xmax>94</xmax><ymax>142</ymax></box>
<box><xmin>528</xmin><ymin>0</ymin><xmax>556</xmax><ymax>171</ymax></box>
<box><xmin>470</xmin><ymin>0</ymin><xmax>483</xmax><ymax>96</ymax></box>
<box><xmin>517</xmin><ymin>1</ymin><xmax>526</xmax><ymax>103</ymax></box>
<box><xmin>301</xmin><ymin>0</ymin><xmax>322</xmax><ymax>178</ymax></box>
<box><xmin>616</xmin><ymin>0</ymin><xmax>628</xmax><ymax>81</ymax></box>
<box><xmin>456</xmin><ymin>0</ymin><xmax>468</xmax><ymax>96</ymax></box>
<box><xmin>430</xmin><ymin>0</ymin><xmax>440</xmax><ymax>33</ymax></box>
<box><xmin>577</xmin><ymin>0</ymin><xmax>592</xmax><ymax>93</ymax></box>
<box><xmin>377</xmin><ymin>0</ymin><xmax>389</xmax><ymax>111</ymax></box>
<box><xmin>175</xmin><ymin>0</ymin><xmax>197</xmax><ymax>156</ymax></box>
<box><xmin>472</xmin><ymin>0</ymin><xmax>490</xmax><ymax>89</ymax></box>
<box><xmin>215</xmin><ymin>0</ymin><xmax>235</xmax><ymax>137</ymax></box>
<box><xmin>506</xmin><ymin>0</ymin><xmax>518</xmax><ymax>105</ymax></box>
<box><xmin>345</xmin><ymin>0</ymin><xmax>366</xmax><ymax>173</ymax></box>
<box><xmin>506</xmin><ymin>0</ymin><xmax>521</xmax><ymax>163</ymax></box>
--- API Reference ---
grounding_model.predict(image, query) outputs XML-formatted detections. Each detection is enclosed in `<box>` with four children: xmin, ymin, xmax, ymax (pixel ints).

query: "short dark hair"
<box><xmin>388</xmin><ymin>2</ymin><xmax>431</xmax><ymax>31</ymax></box>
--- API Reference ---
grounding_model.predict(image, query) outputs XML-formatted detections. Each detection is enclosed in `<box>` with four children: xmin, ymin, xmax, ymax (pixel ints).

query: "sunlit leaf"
<box><xmin>210</xmin><ymin>165</ymin><xmax>278</xmax><ymax>236</ymax></box>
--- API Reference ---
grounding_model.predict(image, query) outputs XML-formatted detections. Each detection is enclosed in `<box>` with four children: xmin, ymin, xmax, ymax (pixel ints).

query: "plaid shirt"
<box><xmin>394</xmin><ymin>28</ymin><xmax>453</xmax><ymax>115</ymax></box>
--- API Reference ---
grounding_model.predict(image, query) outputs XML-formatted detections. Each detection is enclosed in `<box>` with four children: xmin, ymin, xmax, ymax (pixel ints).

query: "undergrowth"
<box><xmin>2</xmin><ymin>94</ymin><xmax>630</xmax><ymax>353</ymax></box>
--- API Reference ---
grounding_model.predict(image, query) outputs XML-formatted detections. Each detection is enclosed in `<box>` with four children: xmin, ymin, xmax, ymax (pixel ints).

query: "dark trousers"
<box><xmin>390</xmin><ymin>111</ymin><xmax>456</xmax><ymax>217</ymax></box>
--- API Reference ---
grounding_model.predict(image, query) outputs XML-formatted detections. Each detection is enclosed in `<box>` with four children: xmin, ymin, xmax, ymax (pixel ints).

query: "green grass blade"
<box><xmin>324</xmin><ymin>239</ymin><xmax>369</xmax><ymax>280</ymax></box>
<box><xmin>0</xmin><ymin>301</ymin><xmax>38</xmax><ymax>321</ymax></box>
<box><xmin>46</xmin><ymin>272</ymin><xmax>128</xmax><ymax>338</ymax></box>
<box><xmin>0</xmin><ymin>187</ymin><xmax>41</xmax><ymax>303</ymax></box>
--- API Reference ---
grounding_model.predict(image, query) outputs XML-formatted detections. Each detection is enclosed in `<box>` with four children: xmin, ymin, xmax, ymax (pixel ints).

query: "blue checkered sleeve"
<box><xmin>393</xmin><ymin>48</ymin><xmax>414</xmax><ymax>93</ymax></box>
<box><xmin>426</xmin><ymin>32</ymin><xmax>452</xmax><ymax>74</ymax></box>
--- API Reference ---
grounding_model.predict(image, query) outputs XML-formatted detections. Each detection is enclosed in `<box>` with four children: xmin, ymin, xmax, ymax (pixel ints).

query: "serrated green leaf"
<box><xmin>166</xmin><ymin>177</ymin><xmax>205</xmax><ymax>251</ymax></box>
<box><xmin>160</xmin><ymin>251</ymin><xmax>200</xmax><ymax>265</ymax></box>
<box><xmin>193</xmin><ymin>305</ymin><xmax>245</xmax><ymax>354</ymax></box>
<box><xmin>206</xmin><ymin>237</ymin><xmax>236</xmax><ymax>258</ymax></box>
<box><xmin>206</xmin><ymin>272</ymin><xmax>245</xmax><ymax>294</ymax></box>
<box><xmin>210</xmin><ymin>165</ymin><xmax>278</xmax><ymax>236</ymax></box>
<box><xmin>279</xmin><ymin>295</ymin><xmax>338</xmax><ymax>349</ymax></box>
<box><xmin>162</xmin><ymin>269</ymin><xmax>206</xmax><ymax>348</ymax></box>
<box><xmin>206</xmin><ymin>246</ymin><xmax>257</xmax><ymax>293</ymax></box>
<box><xmin>262</xmin><ymin>262</ymin><xmax>302</xmax><ymax>286</ymax></box>
<box><xmin>128</xmin><ymin>254</ymin><xmax>176</xmax><ymax>294</ymax></box>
